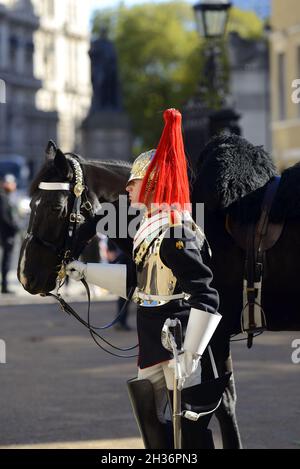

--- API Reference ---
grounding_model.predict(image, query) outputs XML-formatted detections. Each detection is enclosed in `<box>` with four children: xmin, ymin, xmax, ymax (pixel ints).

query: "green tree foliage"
<box><xmin>228</xmin><ymin>7</ymin><xmax>264</xmax><ymax>39</ymax></box>
<box><xmin>117</xmin><ymin>2</ymin><xmax>203</xmax><ymax>152</ymax></box>
<box><xmin>92</xmin><ymin>2</ymin><xmax>263</xmax><ymax>153</ymax></box>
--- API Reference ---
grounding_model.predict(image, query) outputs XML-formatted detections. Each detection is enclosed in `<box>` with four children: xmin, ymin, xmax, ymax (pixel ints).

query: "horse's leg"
<box><xmin>202</xmin><ymin>331</ymin><xmax>243</xmax><ymax>449</ymax></box>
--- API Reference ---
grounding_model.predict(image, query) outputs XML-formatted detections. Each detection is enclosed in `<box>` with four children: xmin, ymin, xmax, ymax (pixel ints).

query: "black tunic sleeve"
<box><xmin>160</xmin><ymin>225</ymin><xmax>219</xmax><ymax>314</ymax></box>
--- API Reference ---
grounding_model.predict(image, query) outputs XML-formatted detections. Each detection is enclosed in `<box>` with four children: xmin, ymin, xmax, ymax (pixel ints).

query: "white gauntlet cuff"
<box><xmin>184</xmin><ymin>308</ymin><xmax>221</xmax><ymax>356</ymax></box>
<box><xmin>85</xmin><ymin>263</ymin><xmax>127</xmax><ymax>299</ymax></box>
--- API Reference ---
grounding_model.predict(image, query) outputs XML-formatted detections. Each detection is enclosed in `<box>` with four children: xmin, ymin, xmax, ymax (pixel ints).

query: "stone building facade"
<box><xmin>0</xmin><ymin>0</ymin><xmax>57</xmax><ymax>173</ymax></box>
<box><xmin>32</xmin><ymin>0</ymin><xmax>91</xmax><ymax>153</ymax></box>
<box><xmin>270</xmin><ymin>0</ymin><xmax>300</xmax><ymax>169</ymax></box>
<box><xmin>0</xmin><ymin>0</ymin><xmax>91</xmax><ymax>173</ymax></box>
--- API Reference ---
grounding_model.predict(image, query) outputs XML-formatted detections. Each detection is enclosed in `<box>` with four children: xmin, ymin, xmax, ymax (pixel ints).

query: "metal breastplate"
<box><xmin>132</xmin><ymin>218</ymin><xmax>205</xmax><ymax>307</ymax></box>
<box><xmin>133</xmin><ymin>229</ymin><xmax>179</xmax><ymax>307</ymax></box>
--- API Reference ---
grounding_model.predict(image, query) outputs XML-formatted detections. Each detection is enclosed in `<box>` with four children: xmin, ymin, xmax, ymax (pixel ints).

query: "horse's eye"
<box><xmin>51</xmin><ymin>206</ymin><xmax>62</xmax><ymax>212</ymax></box>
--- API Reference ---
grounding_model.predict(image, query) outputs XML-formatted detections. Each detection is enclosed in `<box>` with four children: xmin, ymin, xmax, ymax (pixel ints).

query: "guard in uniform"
<box><xmin>66</xmin><ymin>109</ymin><xmax>222</xmax><ymax>449</ymax></box>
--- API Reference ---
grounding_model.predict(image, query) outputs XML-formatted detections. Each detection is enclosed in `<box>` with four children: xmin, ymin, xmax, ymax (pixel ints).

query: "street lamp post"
<box><xmin>183</xmin><ymin>0</ymin><xmax>240</xmax><ymax>169</ymax></box>
<box><xmin>193</xmin><ymin>0</ymin><xmax>232</xmax><ymax>108</ymax></box>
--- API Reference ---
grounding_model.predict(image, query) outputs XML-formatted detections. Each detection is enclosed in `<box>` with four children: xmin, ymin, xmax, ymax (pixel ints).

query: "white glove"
<box><xmin>65</xmin><ymin>260</ymin><xmax>87</xmax><ymax>281</ymax></box>
<box><xmin>169</xmin><ymin>350</ymin><xmax>201</xmax><ymax>391</ymax></box>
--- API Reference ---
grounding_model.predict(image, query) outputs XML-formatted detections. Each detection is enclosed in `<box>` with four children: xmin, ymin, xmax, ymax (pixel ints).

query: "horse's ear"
<box><xmin>54</xmin><ymin>149</ymin><xmax>69</xmax><ymax>177</ymax></box>
<box><xmin>45</xmin><ymin>140</ymin><xmax>57</xmax><ymax>160</ymax></box>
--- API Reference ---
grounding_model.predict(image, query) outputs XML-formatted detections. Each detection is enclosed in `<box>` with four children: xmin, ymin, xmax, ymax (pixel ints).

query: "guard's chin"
<box><xmin>130</xmin><ymin>201</ymin><xmax>144</xmax><ymax>209</ymax></box>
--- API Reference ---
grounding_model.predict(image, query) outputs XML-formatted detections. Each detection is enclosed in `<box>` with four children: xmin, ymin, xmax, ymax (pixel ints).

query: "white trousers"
<box><xmin>137</xmin><ymin>360</ymin><xmax>201</xmax><ymax>423</ymax></box>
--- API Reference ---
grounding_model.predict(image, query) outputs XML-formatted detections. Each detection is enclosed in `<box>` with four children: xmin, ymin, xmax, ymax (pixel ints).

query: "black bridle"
<box><xmin>31</xmin><ymin>154</ymin><xmax>138</xmax><ymax>358</ymax></box>
<box><xmin>28</xmin><ymin>155</ymin><xmax>94</xmax><ymax>275</ymax></box>
<box><xmin>31</xmin><ymin>195</ymin><xmax>94</xmax><ymax>265</ymax></box>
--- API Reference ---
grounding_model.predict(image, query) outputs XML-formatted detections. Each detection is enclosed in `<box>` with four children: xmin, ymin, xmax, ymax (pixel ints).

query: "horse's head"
<box><xmin>18</xmin><ymin>141</ymin><xmax>95</xmax><ymax>295</ymax></box>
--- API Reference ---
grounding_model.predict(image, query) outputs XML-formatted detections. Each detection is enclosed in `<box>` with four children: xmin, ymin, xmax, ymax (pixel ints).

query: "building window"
<box><xmin>9</xmin><ymin>35</ymin><xmax>18</xmax><ymax>72</ymax></box>
<box><xmin>46</xmin><ymin>0</ymin><xmax>55</xmax><ymax>18</ymax></box>
<box><xmin>0</xmin><ymin>23</ymin><xmax>3</xmax><ymax>67</ymax></box>
<box><xmin>68</xmin><ymin>0</ymin><xmax>77</xmax><ymax>23</ymax></box>
<box><xmin>278</xmin><ymin>52</ymin><xmax>286</xmax><ymax>121</ymax></box>
<box><xmin>25</xmin><ymin>40</ymin><xmax>34</xmax><ymax>77</ymax></box>
<box><xmin>43</xmin><ymin>35</ymin><xmax>55</xmax><ymax>81</ymax></box>
<box><xmin>67</xmin><ymin>40</ymin><xmax>78</xmax><ymax>90</ymax></box>
<box><xmin>297</xmin><ymin>46</ymin><xmax>300</xmax><ymax>117</ymax></box>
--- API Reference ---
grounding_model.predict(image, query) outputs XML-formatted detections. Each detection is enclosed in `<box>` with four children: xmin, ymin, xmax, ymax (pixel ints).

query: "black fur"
<box><xmin>194</xmin><ymin>133</ymin><xmax>300</xmax><ymax>224</ymax></box>
<box><xmin>194</xmin><ymin>133</ymin><xmax>278</xmax><ymax>211</ymax></box>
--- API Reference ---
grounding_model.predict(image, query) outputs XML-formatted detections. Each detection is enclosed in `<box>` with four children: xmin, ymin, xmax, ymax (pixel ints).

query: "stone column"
<box><xmin>0</xmin><ymin>21</ymin><xmax>10</xmax><ymax>70</ymax></box>
<box><xmin>16</xmin><ymin>29</ymin><xmax>25</xmax><ymax>74</ymax></box>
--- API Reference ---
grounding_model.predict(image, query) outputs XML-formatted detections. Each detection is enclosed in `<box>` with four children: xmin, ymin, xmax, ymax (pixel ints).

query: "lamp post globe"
<box><xmin>193</xmin><ymin>0</ymin><xmax>232</xmax><ymax>39</ymax></box>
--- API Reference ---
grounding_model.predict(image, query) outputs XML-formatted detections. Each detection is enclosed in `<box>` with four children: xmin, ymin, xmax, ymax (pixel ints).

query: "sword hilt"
<box><xmin>161</xmin><ymin>318</ymin><xmax>183</xmax><ymax>379</ymax></box>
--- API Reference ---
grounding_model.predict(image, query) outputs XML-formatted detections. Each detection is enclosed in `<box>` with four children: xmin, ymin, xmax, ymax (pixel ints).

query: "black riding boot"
<box><xmin>181</xmin><ymin>415</ymin><xmax>215</xmax><ymax>449</ymax></box>
<box><xmin>179</xmin><ymin>372</ymin><xmax>232</xmax><ymax>449</ymax></box>
<box><xmin>166</xmin><ymin>385</ymin><xmax>215</xmax><ymax>450</ymax></box>
<box><xmin>127</xmin><ymin>378</ymin><xmax>172</xmax><ymax>449</ymax></box>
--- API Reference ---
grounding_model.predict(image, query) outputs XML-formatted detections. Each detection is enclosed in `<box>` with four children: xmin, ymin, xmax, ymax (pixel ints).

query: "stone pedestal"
<box><xmin>80</xmin><ymin>111</ymin><xmax>132</xmax><ymax>161</ymax></box>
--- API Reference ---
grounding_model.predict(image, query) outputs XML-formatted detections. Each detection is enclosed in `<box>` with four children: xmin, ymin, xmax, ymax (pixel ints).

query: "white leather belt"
<box><xmin>135</xmin><ymin>291</ymin><xmax>187</xmax><ymax>302</ymax></box>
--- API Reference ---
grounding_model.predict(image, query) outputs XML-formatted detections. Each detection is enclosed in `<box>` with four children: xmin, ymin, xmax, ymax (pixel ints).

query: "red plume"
<box><xmin>139</xmin><ymin>108</ymin><xmax>191</xmax><ymax>211</ymax></box>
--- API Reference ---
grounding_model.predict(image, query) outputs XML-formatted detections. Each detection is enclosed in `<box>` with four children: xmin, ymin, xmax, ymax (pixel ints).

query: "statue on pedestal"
<box><xmin>89</xmin><ymin>28</ymin><xmax>121</xmax><ymax>113</ymax></box>
<box><xmin>81</xmin><ymin>28</ymin><xmax>131</xmax><ymax>161</ymax></box>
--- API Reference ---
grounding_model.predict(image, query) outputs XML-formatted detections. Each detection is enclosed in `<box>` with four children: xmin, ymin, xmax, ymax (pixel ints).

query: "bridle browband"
<box><xmin>38</xmin><ymin>182</ymin><xmax>71</xmax><ymax>191</ymax></box>
<box><xmin>33</xmin><ymin>154</ymin><xmax>138</xmax><ymax>358</ymax></box>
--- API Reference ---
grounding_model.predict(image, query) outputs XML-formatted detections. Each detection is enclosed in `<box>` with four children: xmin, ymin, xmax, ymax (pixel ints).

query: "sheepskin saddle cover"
<box><xmin>195</xmin><ymin>133</ymin><xmax>278</xmax><ymax>211</ymax></box>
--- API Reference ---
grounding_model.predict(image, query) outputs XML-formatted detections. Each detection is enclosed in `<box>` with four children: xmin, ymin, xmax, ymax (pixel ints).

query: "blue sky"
<box><xmin>90</xmin><ymin>0</ymin><xmax>270</xmax><ymax>18</ymax></box>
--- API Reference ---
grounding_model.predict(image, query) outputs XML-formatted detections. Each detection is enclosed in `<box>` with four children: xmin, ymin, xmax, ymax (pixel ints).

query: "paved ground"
<box><xmin>0</xmin><ymin>293</ymin><xmax>299</xmax><ymax>450</ymax></box>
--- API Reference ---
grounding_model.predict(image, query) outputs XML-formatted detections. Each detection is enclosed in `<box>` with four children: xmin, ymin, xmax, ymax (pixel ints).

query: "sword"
<box><xmin>161</xmin><ymin>318</ymin><xmax>183</xmax><ymax>449</ymax></box>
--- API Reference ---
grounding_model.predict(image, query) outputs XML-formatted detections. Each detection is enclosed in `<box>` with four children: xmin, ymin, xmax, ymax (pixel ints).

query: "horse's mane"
<box><xmin>30</xmin><ymin>154</ymin><xmax>132</xmax><ymax>196</ymax></box>
<box><xmin>85</xmin><ymin>159</ymin><xmax>132</xmax><ymax>169</ymax></box>
<box><xmin>66</xmin><ymin>151</ymin><xmax>132</xmax><ymax>168</ymax></box>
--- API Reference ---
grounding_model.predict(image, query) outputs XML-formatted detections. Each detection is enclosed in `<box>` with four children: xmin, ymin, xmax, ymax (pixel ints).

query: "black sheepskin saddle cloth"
<box><xmin>194</xmin><ymin>133</ymin><xmax>300</xmax><ymax>223</ymax></box>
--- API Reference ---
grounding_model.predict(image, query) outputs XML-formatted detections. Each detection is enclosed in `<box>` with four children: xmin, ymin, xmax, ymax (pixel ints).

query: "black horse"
<box><xmin>194</xmin><ymin>133</ymin><xmax>300</xmax><ymax>334</ymax></box>
<box><xmin>18</xmin><ymin>143</ymin><xmax>132</xmax><ymax>295</ymax></box>
<box><xmin>18</xmin><ymin>136</ymin><xmax>300</xmax><ymax>448</ymax></box>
